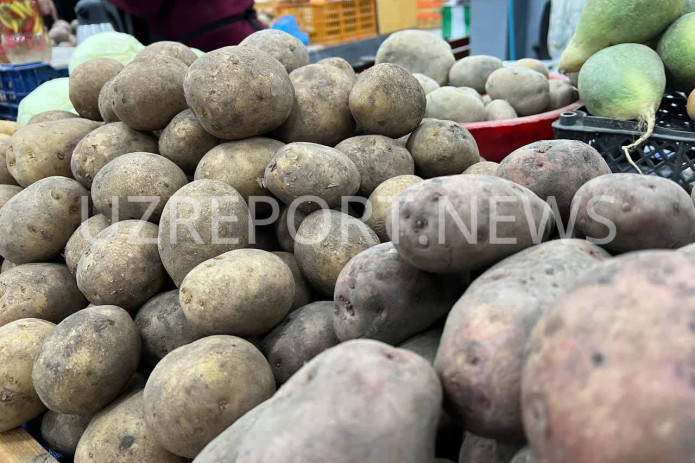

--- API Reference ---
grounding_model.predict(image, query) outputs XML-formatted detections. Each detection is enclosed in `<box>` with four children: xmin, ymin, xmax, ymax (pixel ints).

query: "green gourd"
<box><xmin>658</xmin><ymin>13</ymin><xmax>695</xmax><ymax>94</ymax></box>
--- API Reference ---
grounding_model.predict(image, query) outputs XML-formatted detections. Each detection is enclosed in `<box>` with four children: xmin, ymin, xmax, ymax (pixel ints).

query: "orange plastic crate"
<box><xmin>274</xmin><ymin>0</ymin><xmax>377</xmax><ymax>46</ymax></box>
<box><xmin>416</xmin><ymin>0</ymin><xmax>442</xmax><ymax>29</ymax></box>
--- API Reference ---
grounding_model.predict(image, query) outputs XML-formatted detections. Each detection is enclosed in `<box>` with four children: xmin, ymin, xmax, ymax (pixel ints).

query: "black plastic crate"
<box><xmin>553</xmin><ymin>93</ymin><xmax>695</xmax><ymax>190</ymax></box>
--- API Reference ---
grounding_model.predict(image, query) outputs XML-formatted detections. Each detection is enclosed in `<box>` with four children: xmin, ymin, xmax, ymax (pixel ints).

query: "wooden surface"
<box><xmin>0</xmin><ymin>427</ymin><xmax>58</xmax><ymax>463</ymax></box>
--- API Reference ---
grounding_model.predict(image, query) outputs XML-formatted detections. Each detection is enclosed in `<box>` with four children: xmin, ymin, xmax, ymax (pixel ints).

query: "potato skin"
<box><xmin>64</xmin><ymin>214</ymin><xmax>111</xmax><ymax>274</ymax></box>
<box><xmin>398</xmin><ymin>328</ymin><xmax>442</xmax><ymax>364</ymax></box>
<box><xmin>32</xmin><ymin>305</ymin><xmax>140</xmax><ymax>415</ymax></box>
<box><xmin>425</xmin><ymin>87</ymin><xmax>486</xmax><ymax>123</ymax></box>
<box><xmin>364</xmin><ymin>174</ymin><xmax>422</xmax><ymax>242</ymax></box>
<box><xmin>240</xmin><ymin>29</ymin><xmax>309</xmax><ymax>74</ymax></box>
<box><xmin>0</xmin><ymin>318</ymin><xmax>55</xmax><ymax>432</ymax></box>
<box><xmin>272</xmin><ymin>252</ymin><xmax>312</xmax><ymax>311</ymax></box>
<box><xmin>0</xmin><ymin>176</ymin><xmax>88</xmax><ymax>264</ymax></box>
<box><xmin>27</xmin><ymin>110</ymin><xmax>78</xmax><ymax>125</ymax></box>
<box><xmin>486</xmin><ymin>100</ymin><xmax>518</xmax><ymax>121</ymax></box>
<box><xmin>414</xmin><ymin>72</ymin><xmax>441</xmax><ymax>94</ymax></box>
<box><xmin>0</xmin><ymin>184</ymin><xmax>21</xmax><ymax>208</ymax></box>
<box><xmin>463</xmin><ymin>161</ymin><xmax>498</xmax><ymax>175</ymax></box>
<box><xmin>486</xmin><ymin>68</ymin><xmax>550</xmax><ymax>116</ymax></box>
<box><xmin>318</xmin><ymin>57</ymin><xmax>357</xmax><ymax>82</ymax></box>
<box><xmin>0</xmin><ymin>138</ymin><xmax>18</xmax><ymax>186</ymax></box>
<box><xmin>275</xmin><ymin>205</ymin><xmax>309</xmax><ymax>252</ymax></box>
<box><xmin>406</xmin><ymin>119</ymin><xmax>479</xmax><ymax>177</ymax></box>
<box><xmin>184</xmin><ymin>46</ymin><xmax>294</xmax><ymax>140</ymax></box>
<box><xmin>41</xmin><ymin>411</ymin><xmax>93</xmax><ymax>457</ymax></box>
<box><xmin>136</xmin><ymin>40</ymin><xmax>197</xmax><ymax>66</ymax></box>
<box><xmin>448</xmin><ymin>55</ymin><xmax>504</xmax><ymax>93</ymax></box>
<box><xmin>435</xmin><ymin>240</ymin><xmax>609</xmax><ymax>438</ymax></box>
<box><xmin>69</xmin><ymin>58</ymin><xmax>124</xmax><ymax>120</ymax></box>
<box><xmin>97</xmin><ymin>77</ymin><xmax>119</xmax><ymax>123</ymax></box>
<box><xmin>458</xmin><ymin>433</ymin><xmax>523</xmax><ymax>463</ymax></box>
<box><xmin>521</xmin><ymin>251</ymin><xmax>695</xmax><ymax>463</ymax></box>
<box><xmin>545</xmin><ymin>79</ymin><xmax>578</xmax><ymax>111</ymax></box>
<box><xmin>159</xmin><ymin>109</ymin><xmax>219</xmax><ymax>174</ymax></box>
<box><xmin>512</xmin><ymin>58</ymin><xmax>549</xmax><ymax>77</ymax></box>
<box><xmin>143</xmin><ymin>336</ymin><xmax>276</xmax><ymax>458</ymax></box>
<box><xmin>0</xmin><ymin>263</ymin><xmax>88</xmax><ymax>327</ymax></box>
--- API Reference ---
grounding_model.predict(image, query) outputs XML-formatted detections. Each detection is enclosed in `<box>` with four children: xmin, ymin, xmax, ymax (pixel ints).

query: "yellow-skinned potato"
<box><xmin>0</xmin><ymin>120</ymin><xmax>22</xmax><ymax>136</ymax></box>
<box><xmin>69</xmin><ymin>58</ymin><xmax>124</xmax><ymax>121</ymax></box>
<box><xmin>363</xmin><ymin>175</ymin><xmax>422</xmax><ymax>242</ymax></box>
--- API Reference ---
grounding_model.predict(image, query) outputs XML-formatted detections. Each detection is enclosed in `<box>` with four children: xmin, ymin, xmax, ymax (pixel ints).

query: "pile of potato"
<box><xmin>0</xmin><ymin>29</ymin><xmax>694</xmax><ymax>463</ymax></box>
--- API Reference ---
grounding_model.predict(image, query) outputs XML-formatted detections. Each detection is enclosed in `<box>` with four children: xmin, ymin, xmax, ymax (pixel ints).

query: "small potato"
<box><xmin>272</xmin><ymin>252</ymin><xmax>312</xmax><ymax>311</ymax></box>
<box><xmin>486</xmin><ymin>99</ymin><xmax>518</xmax><ymax>121</ymax></box>
<box><xmin>32</xmin><ymin>305</ymin><xmax>140</xmax><ymax>415</ymax></box>
<box><xmin>319</xmin><ymin>57</ymin><xmax>356</xmax><ymax>82</ymax></box>
<box><xmin>0</xmin><ymin>263</ymin><xmax>88</xmax><ymax>327</ymax></box>
<box><xmin>275</xmin><ymin>205</ymin><xmax>309</xmax><ymax>252</ymax></box>
<box><xmin>485</xmin><ymin>67</ymin><xmax>550</xmax><ymax>116</ymax></box>
<box><xmin>240</xmin><ymin>29</ymin><xmax>309</xmax><ymax>73</ymax></box>
<box><xmin>7</xmin><ymin>118</ymin><xmax>101</xmax><ymax>187</ymax></box>
<box><xmin>63</xmin><ymin>214</ymin><xmax>111</xmax><ymax>274</ymax></box>
<box><xmin>349</xmin><ymin>63</ymin><xmax>426</xmax><ymax>138</ymax></box>
<box><xmin>69</xmin><ymin>58</ymin><xmax>124</xmax><ymax>120</ymax></box>
<box><xmin>295</xmin><ymin>210</ymin><xmax>379</xmax><ymax>296</ymax></box>
<box><xmin>458</xmin><ymin>433</ymin><xmax>523</xmax><ymax>463</ymax></box>
<box><xmin>512</xmin><ymin>58</ymin><xmax>550</xmax><ymax>77</ymax></box>
<box><xmin>76</xmin><ymin>221</ymin><xmax>166</xmax><ymax>312</ymax></box>
<box><xmin>0</xmin><ymin>138</ymin><xmax>18</xmax><ymax>186</ymax></box>
<box><xmin>159</xmin><ymin>109</ymin><xmax>219</xmax><ymax>174</ymax></box>
<box><xmin>143</xmin><ymin>336</ymin><xmax>276</xmax><ymax>458</ymax></box>
<box><xmin>91</xmin><ymin>152</ymin><xmax>188</xmax><ymax>222</ymax></box>
<box><xmin>136</xmin><ymin>40</ymin><xmax>197</xmax><ymax>66</ymax></box>
<box><xmin>180</xmin><ymin>249</ymin><xmax>295</xmax><ymax>337</ymax></box>
<box><xmin>406</xmin><ymin>119</ymin><xmax>479</xmax><ymax>177</ymax></box>
<box><xmin>448</xmin><ymin>55</ymin><xmax>504</xmax><ymax>93</ymax></box>
<box><xmin>546</xmin><ymin>79</ymin><xmax>579</xmax><ymax>111</ymax></box>
<box><xmin>27</xmin><ymin>110</ymin><xmax>78</xmax><ymax>125</ymax></box>
<box><xmin>398</xmin><ymin>329</ymin><xmax>443</xmax><ymax>364</ymax></box>
<box><xmin>463</xmin><ymin>161</ymin><xmax>499</xmax><ymax>175</ymax></box>
<box><xmin>0</xmin><ymin>184</ymin><xmax>21</xmax><ymax>208</ymax></box>
<box><xmin>184</xmin><ymin>46</ymin><xmax>294</xmax><ymax>140</ymax></box>
<box><xmin>0</xmin><ymin>318</ymin><xmax>55</xmax><ymax>432</ymax></box>
<box><xmin>0</xmin><ymin>176</ymin><xmax>88</xmax><ymax>264</ymax></box>
<box><xmin>41</xmin><ymin>411</ymin><xmax>93</xmax><ymax>457</ymax></box>
<box><xmin>260</xmin><ymin>301</ymin><xmax>339</xmax><ymax>384</ymax></box>
<box><xmin>335</xmin><ymin>135</ymin><xmax>414</xmax><ymax>196</ymax></box>
<box><xmin>413</xmin><ymin>72</ymin><xmax>440</xmax><ymax>94</ymax></box>
<box><xmin>111</xmin><ymin>55</ymin><xmax>188</xmax><ymax>131</ymax></box>
<box><xmin>97</xmin><ymin>77</ymin><xmax>119</xmax><ymax>123</ymax></box>
<box><xmin>363</xmin><ymin>174</ymin><xmax>422</xmax><ymax>242</ymax></box>
<box><xmin>71</xmin><ymin>121</ymin><xmax>159</xmax><ymax>188</ymax></box>
<box><xmin>425</xmin><ymin>87</ymin><xmax>486</xmax><ymax>123</ymax></box>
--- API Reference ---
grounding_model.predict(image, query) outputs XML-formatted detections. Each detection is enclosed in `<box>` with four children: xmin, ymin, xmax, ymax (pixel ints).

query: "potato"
<box><xmin>364</xmin><ymin>174</ymin><xmax>423</xmax><ymax>242</ymax></box>
<box><xmin>295</xmin><ymin>210</ymin><xmax>379</xmax><ymax>296</ymax></box>
<box><xmin>425</xmin><ymin>87</ymin><xmax>486</xmax><ymax>123</ymax></box>
<box><xmin>91</xmin><ymin>152</ymin><xmax>187</xmax><ymax>222</ymax></box>
<box><xmin>0</xmin><ymin>138</ymin><xmax>18</xmax><ymax>186</ymax></box>
<box><xmin>184</xmin><ymin>46</ymin><xmax>294</xmax><ymax>139</ymax></box>
<box><xmin>522</xmin><ymin>251</ymin><xmax>695</xmax><ymax>463</ymax></box>
<box><xmin>69</xmin><ymin>58</ymin><xmax>124</xmax><ymax>120</ymax></box>
<box><xmin>413</xmin><ymin>72</ymin><xmax>440</xmax><ymax>94</ymax></box>
<box><xmin>71</xmin><ymin>122</ymin><xmax>159</xmax><ymax>188</ymax></box>
<box><xmin>194</xmin><ymin>340</ymin><xmax>442</xmax><ymax>463</ymax></box>
<box><xmin>458</xmin><ymin>86</ymin><xmax>484</xmax><ymax>103</ymax></box>
<box><xmin>0</xmin><ymin>184</ymin><xmax>21</xmax><ymax>208</ymax></box>
<box><xmin>158</xmin><ymin>180</ymin><xmax>250</xmax><ymax>286</ymax></box>
<box><xmin>97</xmin><ymin>77</ymin><xmax>119</xmax><ymax>123</ymax></box>
<box><xmin>486</xmin><ymin>100</ymin><xmax>518</xmax><ymax>120</ymax></box>
<box><xmin>63</xmin><ymin>214</ymin><xmax>111</xmax><ymax>274</ymax></box>
<box><xmin>376</xmin><ymin>29</ymin><xmax>455</xmax><ymax>85</ymax></box>
<box><xmin>511</xmin><ymin>58</ymin><xmax>550</xmax><ymax>77</ymax></box>
<box><xmin>335</xmin><ymin>242</ymin><xmax>462</xmax><ymax>344</ymax></box>
<box><xmin>0</xmin><ymin>176</ymin><xmax>88</xmax><ymax>264</ymax></box>
<box><xmin>0</xmin><ymin>263</ymin><xmax>88</xmax><ymax>327</ymax></box>
<box><xmin>349</xmin><ymin>63</ymin><xmax>426</xmax><ymax>138</ymax></box>
<box><xmin>75</xmin><ymin>390</ymin><xmax>186</xmax><ymax>463</ymax></box>
<box><xmin>389</xmin><ymin>175</ymin><xmax>553</xmax><ymax>273</ymax></box>
<box><xmin>573</xmin><ymin>173</ymin><xmax>695</xmax><ymax>253</ymax></box>
<box><xmin>275</xmin><ymin>205</ymin><xmax>308</xmax><ymax>252</ymax></box>
<box><xmin>448</xmin><ymin>56</ymin><xmax>504</xmax><ymax>93</ymax></box>
<box><xmin>32</xmin><ymin>305</ymin><xmax>140</xmax><ymax>414</ymax></box>
<box><xmin>545</xmin><ymin>79</ymin><xmax>579</xmax><ymax>111</ymax></box>
<box><xmin>1</xmin><ymin>259</ymin><xmax>16</xmax><ymax>273</ymax></box>
<box><xmin>240</xmin><ymin>29</ymin><xmax>309</xmax><ymax>73</ymax></box>
<box><xmin>435</xmin><ymin>240</ymin><xmax>609</xmax><ymax>438</ymax></box>
<box><xmin>136</xmin><ymin>40</ymin><xmax>197</xmax><ymax>66</ymax></box>
<box><xmin>407</xmin><ymin>119</ymin><xmax>479</xmax><ymax>177</ymax></box>
<box><xmin>458</xmin><ymin>433</ymin><xmax>523</xmax><ymax>463</ymax></box>
<box><xmin>463</xmin><ymin>161</ymin><xmax>499</xmax><ymax>175</ymax></box>
<box><xmin>76</xmin><ymin>221</ymin><xmax>166</xmax><ymax>312</ymax></box>
<box><xmin>319</xmin><ymin>56</ymin><xmax>357</xmax><ymax>82</ymax></box>
<box><xmin>260</xmin><ymin>301</ymin><xmax>339</xmax><ymax>384</ymax></box>
<box><xmin>195</xmin><ymin>137</ymin><xmax>284</xmax><ymax>202</ymax></box>
<box><xmin>143</xmin><ymin>335</ymin><xmax>275</xmax><ymax>458</ymax></box>
<box><xmin>272</xmin><ymin>252</ymin><xmax>312</xmax><ymax>311</ymax></box>
<box><xmin>27</xmin><ymin>110</ymin><xmax>78</xmax><ymax>125</ymax></box>
<box><xmin>159</xmin><ymin>109</ymin><xmax>219</xmax><ymax>174</ymax></box>
<box><xmin>485</xmin><ymin>68</ymin><xmax>550</xmax><ymax>116</ymax></box>
<box><xmin>335</xmin><ymin>135</ymin><xmax>414</xmax><ymax>196</ymax></box>
<box><xmin>0</xmin><ymin>318</ymin><xmax>55</xmax><ymax>432</ymax></box>
<box><xmin>276</xmin><ymin>64</ymin><xmax>355</xmax><ymax>145</ymax></box>
<box><xmin>497</xmin><ymin>140</ymin><xmax>611</xmax><ymax>224</ymax></box>
<box><xmin>179</xmin><ymin>249</ymin><xmax>294</xmax><ymax>336</ymax></box>
<box><xmin>41</xmin><ymin>411</ymin><xmax>93</xmax><ymax>457</ymax></box>
<box><xmin>398</xmin><ymin>328</ymin><xmax>443</xmax><ymax>364</ymax></box>
<box><xmin>111</xmin><ymin>55</ymin><xmax>188</xmax><ymax>131</ymax></box>
<box><xmin>264</xmin><ymin>142</ymin><xmax>360</xmax><ymax>212</ymax></box>
<box><xmin>510</xmin><ymin>448</ymin><xmax>534</xmax><ymax>463</ymax></box>
<box><xmin>7</xmin><ymin>118</ymin><xmax>100</xmax><ymax>187</ymax></box>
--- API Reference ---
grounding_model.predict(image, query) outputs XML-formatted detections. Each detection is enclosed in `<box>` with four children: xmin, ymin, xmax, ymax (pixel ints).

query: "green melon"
<box><xmin>658</xmin><ymin>13</ymin><xmax>695</xmax><ymax>93</ymax></box>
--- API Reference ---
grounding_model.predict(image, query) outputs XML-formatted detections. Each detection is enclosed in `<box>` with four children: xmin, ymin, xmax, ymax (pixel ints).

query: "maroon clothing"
<box><xmin>108</xmin><ymin>0</ymin><xmax>262</xmax><ymax>51</ymax></box>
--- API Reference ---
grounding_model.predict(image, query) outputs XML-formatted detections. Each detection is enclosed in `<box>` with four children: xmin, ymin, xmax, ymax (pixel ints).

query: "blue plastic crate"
<box><xmin>0</xmin><ymin>62</ymin><xmax>68</xmax><ymax>120</ymax></box>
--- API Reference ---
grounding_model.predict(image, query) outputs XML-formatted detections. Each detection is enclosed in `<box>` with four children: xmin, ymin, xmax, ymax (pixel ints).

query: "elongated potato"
<box><xmin>41</xmin><ymin>411</ymin><xmax>93</xmax><ymax>457</ymax></box>
<box><xmin>63</xmin><ymin>214</ymin><xmax>111</xmax><ymax>274</ymax></box>
<box><xmin>159</xmin><ymin>109</ymin><xmax>219</xmax><ymax>174</ymax></box>
<box><xmin>406</xmin><ymin>119</ymin><xmax>479</xmax><ymax>177</ymax></box>
<box><xmin>272</xmin><ymin>252</ymin><xmax>312</xmax><ymax>311</ymax></box>
<box><xmin>363</xmin><ymin>175</ymin><xmax>422</xmax><ymax>242</ymax></box>
<box><xmin>69</xmin><ymin>58</ymin><xmax>124</xmax><ymax>120</ymax></box>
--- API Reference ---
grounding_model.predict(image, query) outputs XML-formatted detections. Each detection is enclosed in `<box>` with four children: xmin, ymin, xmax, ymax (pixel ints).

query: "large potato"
<box><xmin>136</xmin><ymin>40</ymin><xmax>197</xmax><ymax>66</ymax></box>
<box><xmin>0</xmin><ymin>263</ymin><xmax>88</xmax><ymax>327</ymax></box>
<box><xmin>448</xmin><ymin>56</ymin><xmax>504</xmax><ymax>93</ymax></box>
<box><xmin>71</xmin><ymin>122</ymin><xmax>159</xmax><ymax>188</ymax></box>
<box><xmin>0</xmin><ymin>318</ymin><xmax>55</xmax><ymax>432</ymax></box>
<box><xmin>0</xmin><ymin>176</ymin><xmax>88</xmax><ymax>264</ymax></box>
<box><xmin>319</xmin><ymin>57</ymin><xmax>357</xmax><ymax>82</ymax></box>
<box><xmin>91</xmin><ymin>152</ymin><xmax>188</xmax><ymax>222</ymax></box>
<box><xmin>159</xmin><ymin>109</ymin><xmax>219</xmax><ymax>174</ymax></box>
<box><xmin>184</xmin><ymin>46</ymin><xmax>294</xmax><ymax>139</ymax></box>
<box><xmin>425</xmin><ymin>87</ymin><xmax>486</xmax><ymax>123</ymax></box>
<box><xmin>27</xmin><ymin>110</ymin><xmax>78</xmax><ymax>125</ymax></box>
<box><xmin>272</xmin><ymin>251</ymin><xmax>312</xmax><ymax>311</ymax></box>
<box><xmin>41</xmin><ymin>411</ymin><xmax>93</xmax><ymax>457</ymax></box>
<box><xmin>143</xmin><ymin>336</ymin><xmax>276</xmax><ymax>458</ymax></box>
<box><xmin>486</xmin><ymin>68</ymin><xmax>550</xmax><ymax>116</ymax></box>
<box><xmin>406</xmin><ymin>119</ymin><xmax>479</xmax><ymax>177</ymax></box>
<box><xmin>0</xmin><ymin>184</ymin><xmax>21</xmax><ymax>208</ymax></box>
<box><xmin>240</xmin><ymin>29</ymin><xmax>309</xmax><ymax>73</ymax></box>
<box><xmin>7</xmin><ymin>118</ymin><xmax>100</xmax><ymax>187</ymax></box>
<box><xmin>69</xmin><ymin>58</ymin><xmax>124</xmax><ymax>120</ymax></box>
<box><xmin>158</xmin><ymin>180</ymin><xmax>250</xmax><ymax>286</ymax></box>
<box><xmin>0</xmin><ymin>137</ymin><xmax>18</xmax><ymax>185</ymax></box>
<box><xmin>32</xmin><ymin>305</ymin><xmax>140</xmax><ymax>414</ymax></box>
<box><xmin>76</xmin><ymin>221</ymin><xmax>166</xmax><ymax>312</ymax></box>
<box><xmin>363</xmin><ymin>175</ymin><xmax>422</xmax><ymax>242</ymax></box>
<box><xmin>458</xmin><ymin>433</ymin><xmax>523</xmax><ymax>463</ymax></box>
<box><xmin>63</xmin><ymin>214</ymin><xmax>111</xmax><ymax>274</ymax></box>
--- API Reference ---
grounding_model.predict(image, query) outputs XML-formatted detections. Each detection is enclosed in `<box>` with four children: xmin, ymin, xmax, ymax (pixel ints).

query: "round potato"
<box><xmin>0</xmin><ymin>318</ymin><xmax>55</xmax><ymax>432</ymax></box>
<box><xmin>275</xmin><ymin>205</ymin><xmax>309</xmax><ymax>253</ymax></box>
<box><xmin>546</xmin><ymin>79</ymin><xmax>579</xmax><ymax>111</ymax></box>
<box><xmin>0</xmin><ymin>176</ymin><xmax>88</xmax><ymax>264</ymax></box>
<box><xmin>349</xmin><ymin>63</ymin><xmax>426</xmax><ymax>138</ymax></box>
<box><xmin>463</xmin><ymin>161</ymin><xmax>499</xmax><ymax>175</ymax></box>
<box><xmin>512</xmin><ymin>58</ymin><xmax>550</xmax><ymax>77</ymax></box>
<box><xmin>159</xmin><ymin>109</ymin><xmax>219</xmax><ymax>174</ymax></box>
<box><xmin>0</xmin><ymin>184</ymin><xmax>21</xmax><ymax>208</ymax></box>
<box><xmin>63</xmin><ymin>214</ymin><xmax>111</xmax><ymax>274</ymax></box>
<box><xmin>486</xmin><ymin>67</ymin><xmax>550</xmax><ymax>116</ymax></box>
<box><xmin>32</xmin><ymin>305</ymin><xmax>140</xmax><ymax>414</ymax></box>
<box><xmin>486</xmin><ymin>99</ymin><xmax>518</xmax><ymax>121</ymax></box>
<box><xmin>27</xmin><ymin>110</ymin><xmax>78</xmax><ymax>125</ymax></box>
<box><xmin>240</xmin><ymin>29</ymin><xmax>309</xmax><ymax>73</ymax></box>
<box><xmin>143</xmin><ymin>336</ymin><xmax>276</xmax><ymax>458</ymax></box>
<box><xmin>318</xmin><ymin>57</ymin><xmax>357</xmax><ymax>82</ymax></box>
<box><xmin>406</xmin><ymin>119</ymin><xmax>479</xmax><ymax>177</ymax></box>
<box><xmin>363</xmin><ymin>174</ymin><xmax>422</xmax><ymax>242</ymax></box>
<box><xmin>76</xmin><ymin>221</ymin><xmax>167</xmax><ymax>312</ymax></box>
<box><xmin>448</xmin><ymin>55</ymin><xmax>504</xmax><ymax>93</ymax></box>
<box><xmin>97</xmin><ymin>77</ymin><xmax>119</xmax><ymax>123</ymax></box>
<box><xmin>41</xmin><ymin>411</ymin><xmax>93</xmax><ymax>457</ymax></box>
<box><xmin>136</xmin><ymin>40</ymin><xmax>197</xmax><ymax>66</ymax></box>
<box><xmin>91</xmin><ymin>152</ymin><xmax>187</xmax><ymax>222</ymax></box>
<box><xmin>425</xmin><ymin>86</ymin><xmax>486</xmax><ymax>123</ymax></box>
<box><xmin>413</xmin><ymin>73</ymin><xmax>440</xmax><ymax>94</ymax></box>
<box><xmin>0</xmin><ymin>138</ymin><xmax>18</xmax><ymax>186</ymax></box>
<box><xmin>272</xmin><ymin>251</ymin><xmax>312</xmax><ymax>311</ymax></box>
<box><xmin>71</xmin><ymin>122</ymin><xmax>159</xmax><ymax>188</ymax></box>
<box><xmin>69</xmin><ymin>58</ymin><xmax>124</xmax><ymax>120</ymax></box>
<box><xmin>184</xmin><ymin>46</ymin><xmax>294</xmax><ymax>140</ymax></box>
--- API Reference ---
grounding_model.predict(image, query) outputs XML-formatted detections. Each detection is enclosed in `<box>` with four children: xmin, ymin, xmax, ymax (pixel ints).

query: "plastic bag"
<box><xmin>548</xmin><ymin>0</ymin><xmax>586</xmax><ymax>61</ymax></box>
<box><xmin>272</xmin><ymin>16</ymin><xmax>309</xmax><ymax>46</ymax></box>
<box><xmin>68</xmin><ymin>31</ymin><xmax>144</xmax><ymax>73</ymax></box>
<box><xmin>16</xmin><ymin>77</ymin><xmax>75</xmax><ymax>124</ymax></box>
